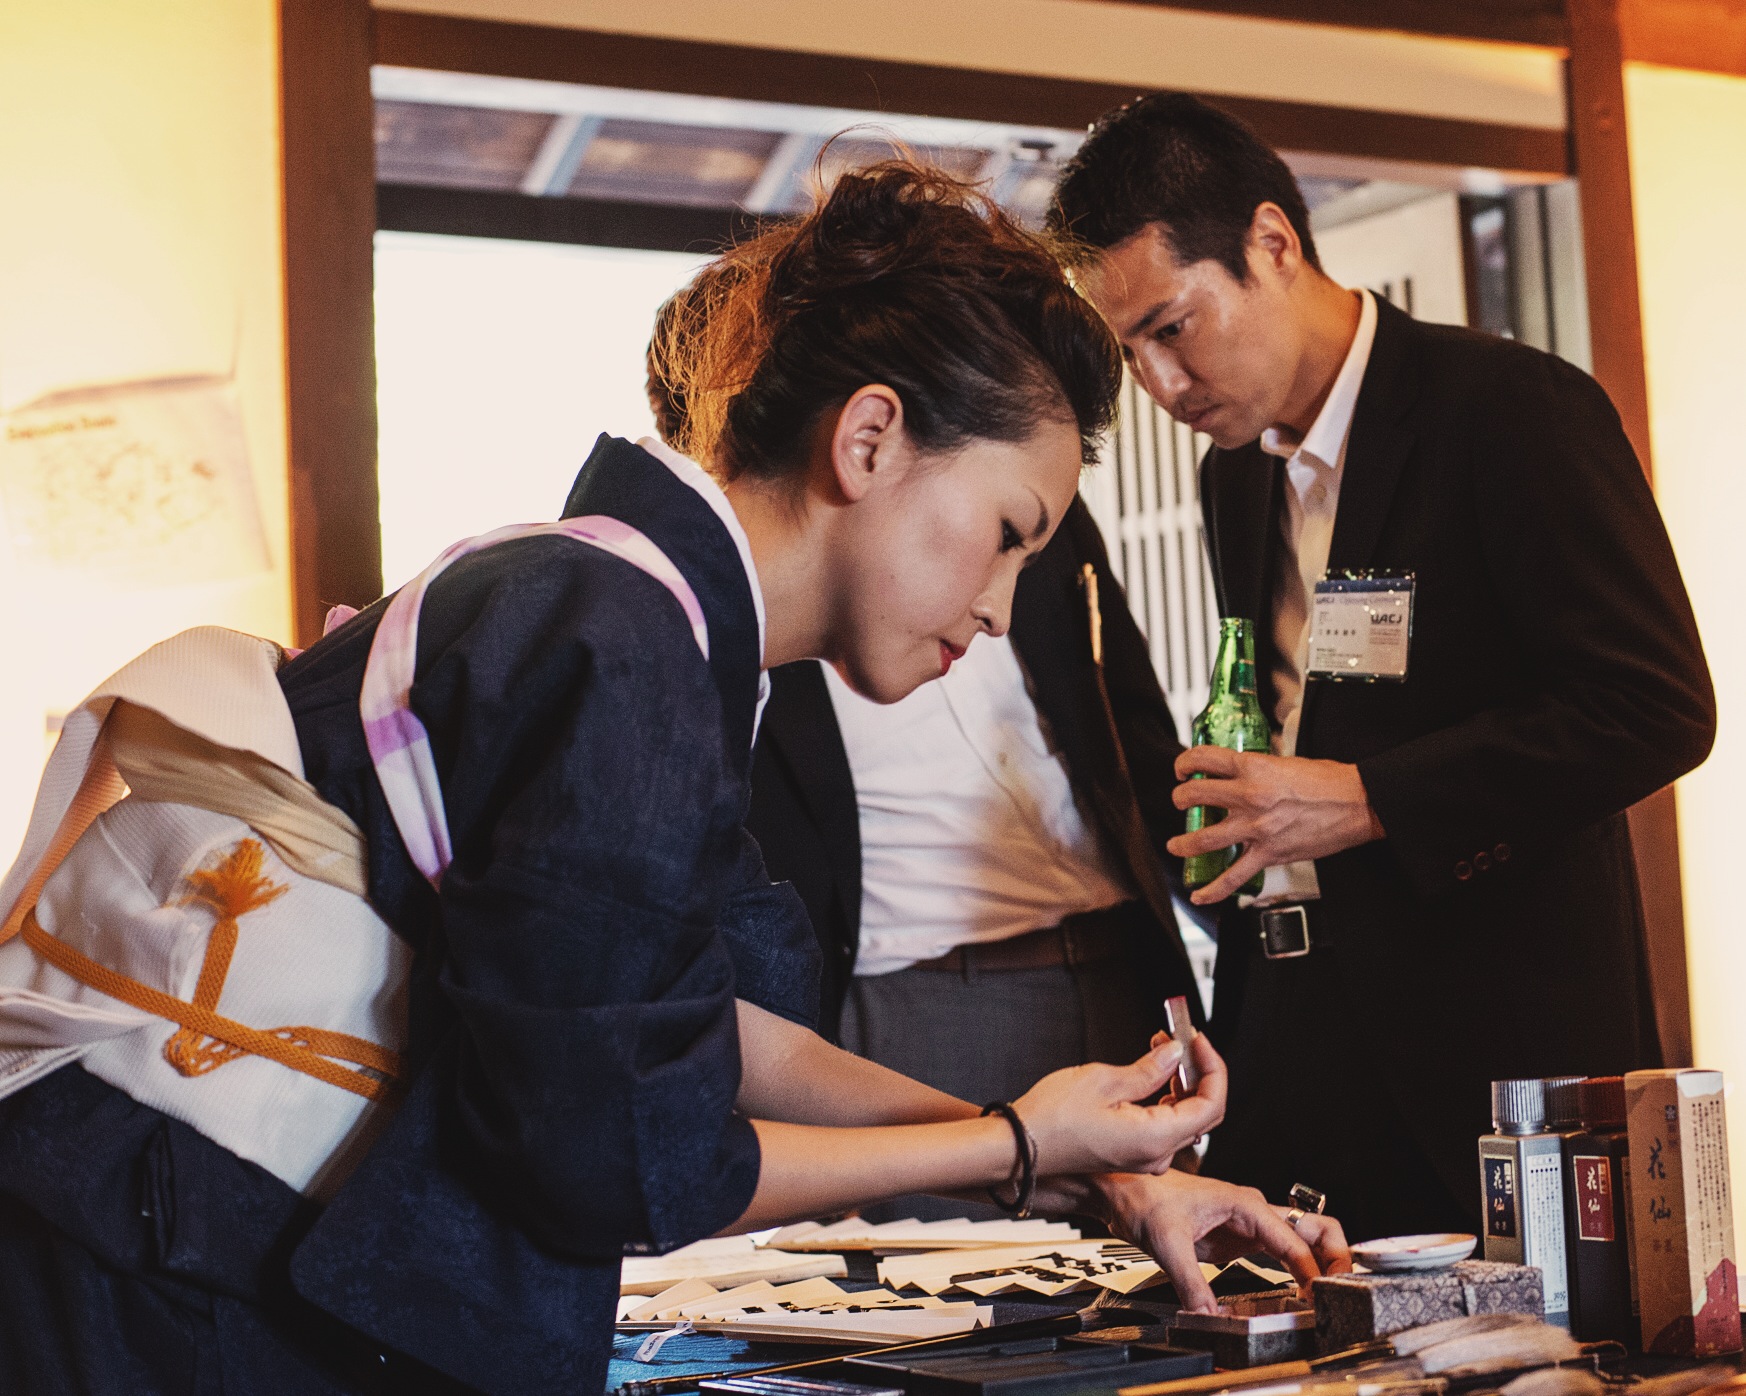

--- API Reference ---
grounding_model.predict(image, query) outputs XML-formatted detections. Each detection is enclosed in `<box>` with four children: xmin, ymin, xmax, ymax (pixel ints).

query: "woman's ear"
<box><xmin>828</xmin><ymin>385</ymin><xmax>906</xmax><ymax>504</ymax></box>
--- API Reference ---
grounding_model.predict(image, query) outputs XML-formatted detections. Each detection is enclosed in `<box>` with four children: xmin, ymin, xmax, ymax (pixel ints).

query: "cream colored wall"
<box><xmin>1624</xmin><ymin>60</ymin><xmax>1746</xmax><ymax>1245</ymax></box>
<box><xmin>375</xmin><ymin>0</ymin><xmax>1567</xmax><ymax>131</ymax></box>
<box><xmin>0</xmin><ymin>0</ymin><xmax>290</xmax><ymax>865</ymax></box>
<box><xmin>1314</xmin><ymin>191</ymin><xmax>1469</xmax><ymax>327</ymax></box>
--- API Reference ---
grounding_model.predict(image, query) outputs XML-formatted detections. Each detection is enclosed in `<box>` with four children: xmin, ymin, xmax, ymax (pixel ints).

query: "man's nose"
<box><xmin>1132</xmin><ymin>349</ymin><xmax>1193</xmax><ymax>414</ymax></box>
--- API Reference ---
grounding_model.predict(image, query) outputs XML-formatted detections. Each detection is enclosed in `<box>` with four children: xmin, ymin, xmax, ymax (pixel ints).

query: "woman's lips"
<box><xmin>939</xmin><ymin>639</ymin><xmax>966</xmax><ymax>675</ymax></box>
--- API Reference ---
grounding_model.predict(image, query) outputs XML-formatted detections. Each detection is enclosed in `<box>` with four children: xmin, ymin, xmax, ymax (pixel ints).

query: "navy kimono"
<box><xmin>0</xmin><ymin>437</ymin><xmax>820</xmax><ymax>1394</ymax></box>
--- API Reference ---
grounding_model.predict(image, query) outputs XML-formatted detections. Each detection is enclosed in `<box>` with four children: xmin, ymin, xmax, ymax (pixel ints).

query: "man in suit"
<box><xmin>1052</xmin><ymin>93</ymin><xmax>1716</xmax><ymax>1242</ymax></box>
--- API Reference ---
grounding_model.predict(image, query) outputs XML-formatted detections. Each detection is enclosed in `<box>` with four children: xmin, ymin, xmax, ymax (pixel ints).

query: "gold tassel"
<box><xmin>162</xmin><ymin>839</ymin><xmax>288</xmax><ymax>1077</ymax></box>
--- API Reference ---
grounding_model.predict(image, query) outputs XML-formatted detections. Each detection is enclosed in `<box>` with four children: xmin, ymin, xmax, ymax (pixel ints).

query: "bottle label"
<box><xmin>1573</xmin><ymin>1154</ymin><xmax>1616</xmax><ymax>1242</ymax></box>
<box><xmin>1523</xmin><ymin>1147</ymin><xmax>1569</xmax><ymax>1312</ymax></box>
<box><xmin>1485</xmin><ymin>1156</ymin><xmax>1519</xmax><ymax>1239</ymax></box>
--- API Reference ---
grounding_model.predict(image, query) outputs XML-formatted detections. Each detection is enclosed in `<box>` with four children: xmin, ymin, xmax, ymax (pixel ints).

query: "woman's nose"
<box><xmin>973</xmin><ymin>586</ymin><xmax>1013</xmax><ymax>639</ymax></box>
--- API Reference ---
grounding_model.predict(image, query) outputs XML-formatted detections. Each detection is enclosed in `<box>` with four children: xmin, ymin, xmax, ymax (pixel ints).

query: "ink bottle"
<box><xmin>1480</xmin><ymin>1078</ymin><xmax>1573</xmax><ymax>1325</ymax></box>
<box><xmin>1561</xmin><ymin>1076</ymin><xmax>1635</xmax><ymax>1343</ymax></box>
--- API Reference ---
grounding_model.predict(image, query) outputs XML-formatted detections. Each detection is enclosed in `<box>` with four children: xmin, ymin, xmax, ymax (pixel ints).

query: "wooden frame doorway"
<box><xmin>279</xmin><ymin>0</ymin><xmax>1689</xmax><ymax>1064</ymax></box>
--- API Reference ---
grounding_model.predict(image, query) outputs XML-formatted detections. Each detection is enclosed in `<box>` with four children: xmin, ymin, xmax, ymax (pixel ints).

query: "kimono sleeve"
<box><xmin>718</xmin><ymin>827</ymin><xmax>822</xmax><ymax>1029</ymax></box>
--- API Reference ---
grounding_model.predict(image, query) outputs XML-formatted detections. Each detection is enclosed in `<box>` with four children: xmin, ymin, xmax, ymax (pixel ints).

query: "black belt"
<box><xmin>911</xmin><ymin>902</ymin><xmax>1137</xmax><ymax>974</ymax></box>
<box><xmin>1239</xmin><ymin>901</ymin><xmax>1334</xmax><ymax>959</ymax></box>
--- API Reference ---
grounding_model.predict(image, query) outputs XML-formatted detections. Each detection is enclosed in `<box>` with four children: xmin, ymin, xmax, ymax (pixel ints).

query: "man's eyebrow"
<box><xmin>1125</xmin><ymin>298</ymin><xmax>1181</xmax><ymax>340</ymax></box>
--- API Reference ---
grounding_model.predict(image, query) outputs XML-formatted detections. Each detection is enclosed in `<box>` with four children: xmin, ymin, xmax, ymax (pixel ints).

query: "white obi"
<box><xmin>0</xmin><ymin>627</ymin><xmax>409</xmax><ymax>1197</ymax></box>
<box><xmin>0</xmin><ymin>798</ymin><xmax>410</xmax><ymax>1196</ymax></box>
<box><xmin>0</xmin><ymin>513</ymin><xmax>710</xmax><ymax>1200</ymax></box>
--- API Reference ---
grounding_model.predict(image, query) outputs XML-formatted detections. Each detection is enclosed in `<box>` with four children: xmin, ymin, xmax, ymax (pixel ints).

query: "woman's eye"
<box><xmin>1155</xmin><ymin>319</ymin><xmax>1185</xmax><ymax>342</ymax></box>
<box><xmin>1001</xmin><ymin>521</ymin><xmax>1024</xmax><ymax>553</ymax></box>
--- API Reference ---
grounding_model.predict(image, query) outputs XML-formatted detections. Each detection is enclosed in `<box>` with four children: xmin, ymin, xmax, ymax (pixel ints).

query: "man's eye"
<box><xmin>1001</xmin><ymin>521</ymin><xmax>1024</xmax><ymax>553</ymax></box>
<box><xmin>1155</xmin><ymin>319</ymin><xmax>1185</xmax><ymax>341</ymax></box>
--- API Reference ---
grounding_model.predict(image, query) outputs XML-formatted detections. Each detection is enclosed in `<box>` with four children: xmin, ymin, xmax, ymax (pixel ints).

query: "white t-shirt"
<box><xmin>825</xmin><ymin>633</ymin><xmax>1130</xmax><ymax>976</ymax></box>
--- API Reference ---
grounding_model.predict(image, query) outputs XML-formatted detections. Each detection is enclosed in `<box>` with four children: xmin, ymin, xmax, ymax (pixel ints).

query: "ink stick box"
<box><xmin>1625</xmin><ymin>1069</ymin><xmax>1741</xmax><ymax>1355</ymax></box>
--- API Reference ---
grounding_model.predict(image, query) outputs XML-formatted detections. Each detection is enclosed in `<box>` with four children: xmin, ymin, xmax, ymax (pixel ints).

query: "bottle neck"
<box><xmin>1208</xmin><ymin>619</ymin><xmax>1258</xmax><ymax>701</ymax></box>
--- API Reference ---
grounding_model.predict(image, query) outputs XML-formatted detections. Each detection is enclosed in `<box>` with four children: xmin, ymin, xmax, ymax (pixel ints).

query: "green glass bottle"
<box><xmin>1183</xmin><ymin>617</ymin><xmax>1272</xmax><ymax>894</ymax></box>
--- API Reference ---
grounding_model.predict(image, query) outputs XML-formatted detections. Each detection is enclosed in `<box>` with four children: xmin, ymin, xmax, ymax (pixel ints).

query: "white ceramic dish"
<box><xmin>1351</xmin><ymin>1233</ymin><xmax>1478</xmax><ymax>1272</ymax></box>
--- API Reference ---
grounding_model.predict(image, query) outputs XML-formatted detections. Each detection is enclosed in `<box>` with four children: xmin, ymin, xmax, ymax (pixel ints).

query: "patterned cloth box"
<box><xmin>1312</xmin><ymin>1261</ymin><xmax>1546</xmax><ymax>1352</ymax></box>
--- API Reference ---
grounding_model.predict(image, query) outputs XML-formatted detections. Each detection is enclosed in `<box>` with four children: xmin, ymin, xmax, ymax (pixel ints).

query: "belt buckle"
<box><xmin>1259</xmin><ymin>905</ymin><xmax>1311</xmax><ymax>959</ymax></box>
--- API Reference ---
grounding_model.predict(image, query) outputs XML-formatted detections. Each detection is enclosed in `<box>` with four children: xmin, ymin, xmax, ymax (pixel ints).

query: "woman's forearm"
<box><xmin>726</xmin><ymin>1116</ymin><xmax>1016</xmax><ymax>1230</ymax></box>
<box><xmin>736</xmin><ymin>999</ymin><xmax>978</xmax><ymax>1126</ymax></box>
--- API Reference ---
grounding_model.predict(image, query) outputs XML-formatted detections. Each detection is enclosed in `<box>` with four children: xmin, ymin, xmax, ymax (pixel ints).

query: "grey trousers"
<box><xmin>839</xmin><ymin>939</ymin><xmax>1156</xmax><ymax>1222</ymax></box>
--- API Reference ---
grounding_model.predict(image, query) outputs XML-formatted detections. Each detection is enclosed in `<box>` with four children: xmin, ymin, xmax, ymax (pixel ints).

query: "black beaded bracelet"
<box><xmin>981</xmin><ymin>1101</ymin><xmax>1037</xmax><ymax>1219</ymax></box>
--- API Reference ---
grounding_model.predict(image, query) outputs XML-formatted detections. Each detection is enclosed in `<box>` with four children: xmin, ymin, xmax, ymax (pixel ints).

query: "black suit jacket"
<box><xmin>747</xmin><ymin>497</ymin><xmax>1204</xmax><ymax>1042</ymax></box>
<box><xmin>1200</xmin><ymin>297</ymin><xmax>1716</xmax><ymax>1214</ymax></box>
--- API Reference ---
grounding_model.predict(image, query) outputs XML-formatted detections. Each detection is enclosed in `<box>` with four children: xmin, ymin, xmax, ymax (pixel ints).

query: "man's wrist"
<box><xmin>1339</xmin><ymin>761</ymin><xmax>1386</xmax><ymax>844</ymax></box>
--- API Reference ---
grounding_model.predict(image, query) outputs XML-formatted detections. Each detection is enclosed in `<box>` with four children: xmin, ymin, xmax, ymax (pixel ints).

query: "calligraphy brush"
<box><xmin>615</xmin><ymin>1303</ymin><xmax>1143</xmax><ymax>1396</ymax></box>
<box><xmin>1123</xmin><ymin>1316</ymin><xmax>1588</xmax><ymax>1396</ymax></box>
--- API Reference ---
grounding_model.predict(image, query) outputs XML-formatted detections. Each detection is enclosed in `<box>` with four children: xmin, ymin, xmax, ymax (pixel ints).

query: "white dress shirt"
<box><xmin>824</xmin><ymin>634</ymin><xmax>1130</xmax><ymax>976</ymax></box>
<box><xmin>1251</xmin><ymin>289</ymin><xmax>1377</xmax><ymax>905</ymax></box>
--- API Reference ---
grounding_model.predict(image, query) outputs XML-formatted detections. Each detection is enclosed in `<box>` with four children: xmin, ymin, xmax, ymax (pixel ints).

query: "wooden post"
<box><xmin>280</xmin><ymin>0</ymin><xmax>382</xmax><ymax>646</ymax></box>
<box><xmin>1566</xmin><ymin>0</ymin><xmax>1693</xmax><ymax>1066</ymax></box>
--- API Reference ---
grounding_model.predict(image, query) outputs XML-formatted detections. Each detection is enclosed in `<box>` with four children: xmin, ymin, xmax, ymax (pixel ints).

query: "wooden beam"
<box><xmin>1092</xmin><ymin>0</ymin><xmax>1569</xmax><ymax>50</ymax></box>
<box><xmin>1566</xmin><ymin>0</ymin><xmax>1693</xmax><ymax>1067</ymax></box>
<box><xmin>373</xmin><ymin>11</ymin><xmax>1570</xmax><ymax>177</ymax></box>
<box><xmin>377</xmin><ymin>184</ymin><xmax>769</xmax><ymax>253</ymax></box>
<box><xmin>1566</xmin><ymin>0</ymin><xmax>1653</xmax><ymax>475</ymax></box>
<box><xmin>1630</xmin><ymin>789</ymin><xmax>1694</xmax><ymax>1066</ymax></box>
<box><xmin>1620</xmin><ymin>0</ymin><xmax>1746</xmax><ymax>78</ymax></box>
<box><xmin>281</xmin><ymin>0</ymin><xmax>382</xmax><ymax>647</ymax></box>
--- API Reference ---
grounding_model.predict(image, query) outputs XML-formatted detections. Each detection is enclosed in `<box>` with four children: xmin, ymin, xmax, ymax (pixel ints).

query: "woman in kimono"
<box><xmin>0</xmin><ymin>163</ymin><xmax>1344</xmax><ymax>1395</ymax></box>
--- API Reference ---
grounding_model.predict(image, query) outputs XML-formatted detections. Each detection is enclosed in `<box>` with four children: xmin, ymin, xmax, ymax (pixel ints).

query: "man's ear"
<box><xmin>1248</xmin><ymin>201</ymin><xmax>1304</xmax><ymax>278</ymax></box>
<box><xmin>828</xmin><ymin>385</ymin><xmax>906</xmax><ymax>504</ymax></box>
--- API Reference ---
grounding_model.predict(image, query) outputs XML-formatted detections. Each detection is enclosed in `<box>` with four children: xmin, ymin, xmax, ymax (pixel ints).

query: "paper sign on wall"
<box><xmin>0</xmin><ymin>375</ymin><xmax>268</xmax><ymax>586</ymax></box>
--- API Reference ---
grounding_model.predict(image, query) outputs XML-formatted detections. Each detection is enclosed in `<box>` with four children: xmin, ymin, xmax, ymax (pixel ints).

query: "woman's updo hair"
<box><xmin>661</xmin><ymin>158</ymin><xmax>1122</xmax><ymax>477</ymax></box>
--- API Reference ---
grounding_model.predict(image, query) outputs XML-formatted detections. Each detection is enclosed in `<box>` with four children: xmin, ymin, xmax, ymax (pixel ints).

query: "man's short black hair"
<box><xmin>1049</xmin><ymin>92</ymin><xmax>1319</xmax><ymax>280</ymax></box>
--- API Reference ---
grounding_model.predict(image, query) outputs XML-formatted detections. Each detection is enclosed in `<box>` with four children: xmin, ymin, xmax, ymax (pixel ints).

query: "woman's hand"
<box><xmin>1092</xmin><ymin>1170</ymin><xmax>1352</xmax><ymax>1312</ymax></box>
<box><xmin>1013</xmin><ymin>1034</ymin><xmax>1225</xmax><ymax>1178</ymax></box>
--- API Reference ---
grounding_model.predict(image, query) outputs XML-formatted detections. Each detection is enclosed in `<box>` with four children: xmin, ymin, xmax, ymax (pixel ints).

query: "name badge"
<box><xmin>1307</xmin><ymin>573</ymin><xmax>1414</xmax><ymax>682</ymax></box>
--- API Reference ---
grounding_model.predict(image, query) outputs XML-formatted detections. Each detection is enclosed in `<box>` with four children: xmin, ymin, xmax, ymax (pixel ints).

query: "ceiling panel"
<box><xmin>375</xmin><ymin>99</ymin><xmax>556</xmax><ymax>190</ymax></box>
<box><xmin>567</xmin><ymin>119</ymin><xmax>784</xmax><ymax>206</ymax></box>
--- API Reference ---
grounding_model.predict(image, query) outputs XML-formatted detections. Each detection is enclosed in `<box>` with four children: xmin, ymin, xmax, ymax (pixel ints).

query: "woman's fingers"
<box><xmin>1018</xmin><ymin>1043</ymin><xmax>1182</xmax><ymax>1176</ymax></box>
<box><xmin>1241</xmin><ymin>1203</ymin><xmax>1324</xmax><ymax>1290</ymax></box>
<box><xmin>1296</xmin><ymin>1212</ymin><xmax>1353</xmax><ymax>1275</ymax></box>
<box><xmin>1185</xmin><ymin>1033</ymin><xmax>1227</xmax><ymax>1113</ymax></box>
<box><xmin>1155</xmin><ymin>1226</ymin><xmax>1219</xmax><ymax>1314</ymax></box>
